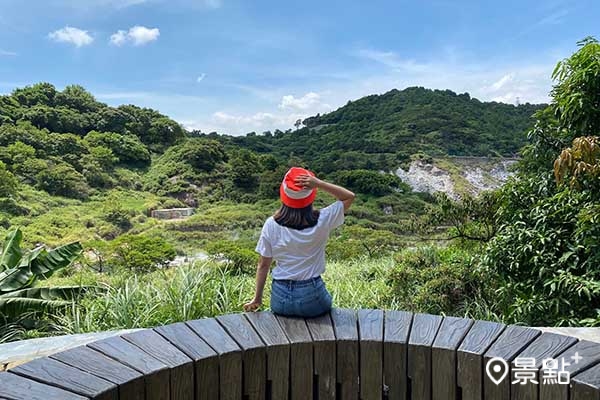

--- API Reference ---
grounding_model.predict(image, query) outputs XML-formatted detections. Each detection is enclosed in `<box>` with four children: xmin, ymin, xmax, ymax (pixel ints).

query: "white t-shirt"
<box><xmin>255</xmin><ymin>201</ymin><xmax>345</xmax><ymax>280</ymax></box>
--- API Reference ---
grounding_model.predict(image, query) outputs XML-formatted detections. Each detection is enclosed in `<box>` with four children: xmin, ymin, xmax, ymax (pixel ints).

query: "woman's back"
<box><xmin>256</xmin><ymin>201</ymin><xmax>344</xmax><ymax>280</ymax></box>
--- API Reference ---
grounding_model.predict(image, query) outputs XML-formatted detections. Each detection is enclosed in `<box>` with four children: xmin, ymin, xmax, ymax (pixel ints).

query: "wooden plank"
<box><xmin>457</xmin><ymin>320</ymin><xmax>505</xmax><ymax>400</ymax></box>
<box><xmin>0</xmin><ymin>372</ymin><xmax>88</xmax><ymax>400</ymax></box>
<box><xmin>383</xmin><ymin>310</ymin><xmax>412</xmax><ymax>400</ymax></box>
<box><xmin>187</xmin><ymin>318</ymin><xmax>243</xmax><ymax>400</ymax></box>
<box><xmin>88</xmin><ymin>336</ymin><xmax>170</xmax><ymax>400</ymax></box>
<box><xmin>540</xmin><ymin>340</ymin><xmax>600</xmax><ymax>400</ymax></box>
<box><xmin>306</xmin><ymin>312</ymin><xmax>336</xmax><ymax>400</ymax></box>
<box><xmin>431</xmin><ymin>316</ymin><xmax>474</xmax><ymax>400</ymax></box>
<box><xmin>51</xmin><ymin>345</ymin><xmax>145</xmax><ymax>400</ymax></box>
<box><xmin>331</xmin><ymin>308</ymin><xmax>359</xmax><ymax>400</ymax></box>
<box><xmin>216</xmin><ymin>313</ymin><xmax>267</xmax><ymax>400</ymax></box>
<box><xmin>408</xmin><ymin>313</ymin><xmax>443</xmax><ymax>400</ymax></box>
<box><xmin>245</xmin><ymin>311</ymin><xmax>291</xmax><ymax>400</ymax></box>
<box><xmin>483</xmin><ymin>325</ymin><xmax>540</xmax><ymax>400</ymax></box>
<box><xmin>10</xmin><ymin>357</ymin><xmax>117</xmax><ymax>400</ymax></box>
<box><xmin>155</xmin><ymin>322</ymin><xmax>219</xmax><ymax>400</ymax></box>
<box><xmin>123</xmin><ymin>329</ymin><xmax>194</xmax><ymax>400</ymax></box>
<box><xmin>510</xmin><ymin>332</ymin><xmax>577</xmax><ymax>400</ymax></box>
<box><xmin>358</xmin><ymin>309</ymin><xmax>384</xmax><ymax>400</ymax></box>
<box><xmin>571</xmin><ymin>362</ymin><xmax>600</xmax><ymax>400</ymax></box>
<box><xmin>276</xmin><ymin>314</ymin><xmax>314</xmax><ymax>400</ymax></box>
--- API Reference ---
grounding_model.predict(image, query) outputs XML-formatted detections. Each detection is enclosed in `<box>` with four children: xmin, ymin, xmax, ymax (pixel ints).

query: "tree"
<box><xmin>482</xmin><ymin>37</ymin><xmax>600</xmax><ymax>326</ymax></box>
<box><xmin>230</xmin><ymin>149</ymin><xmax>261</xmax><ymax>189</ymax></box>
<box><xmin>55</xmin><ymin>85</ymin><xmax>101</xmax><ymax>113</ymax></box>
<box><xmin>0</xmin><ymin>161</ymin><xmax>18</xmax><ymax>197</ymax></box>
<box><xmin>109</xmin><ymin>234</ymin><xmax>176</xmax><ymax>273</ymax></box>
<box><xmin>36</xmin><ymin>162</ymin><xmax>90</xmax><ymax>199</ymax></box>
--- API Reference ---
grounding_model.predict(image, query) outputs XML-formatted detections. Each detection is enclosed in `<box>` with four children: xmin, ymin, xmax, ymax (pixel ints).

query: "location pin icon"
<box><xmin>486</xmin><ymin>357</ymin><xmax>509</xmax><ymax>385</ymax></box>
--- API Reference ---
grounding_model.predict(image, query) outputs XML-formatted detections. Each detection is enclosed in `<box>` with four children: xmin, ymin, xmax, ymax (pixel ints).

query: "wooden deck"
<box><xmin>1</xmin><ymin>309</ymin><xmax>599</xmax><ymax>399</ymax></box>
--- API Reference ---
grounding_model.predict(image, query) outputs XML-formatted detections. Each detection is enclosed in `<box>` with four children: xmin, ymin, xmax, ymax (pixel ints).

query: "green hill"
<box><xmin>220</xmin><ymin>87</ymin><xmax>545</xmax><ymax>174</ymax></box>
<box><xmin>0</xmin><ymin>82</ymin><xmax>543</xmax><ymax>252</ymax></box>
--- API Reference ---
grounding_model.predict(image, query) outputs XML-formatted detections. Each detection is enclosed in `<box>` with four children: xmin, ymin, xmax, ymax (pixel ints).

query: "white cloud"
<box><xmin>0</xmin><ymin>49</ymin><xmax>17</xmax><ymax>56</ymax></box>
<box><xmin>197</xmin><ymin>73</ymin><xmax>206</xmax><ymax>83</ymax></box>
<box><xmin>355</xmin><ymin>48</ymin><xmax>430</xmax><ymax>73</ymax></box>
<box><xmin>279</xmin><ymin>92</ymin><xmax>330</xmax><ymax>111</ymax></box>
<box><xmin>353</xmin><ymin>47</ymin><xmax>553</xmax><ymax>106</ymax></box>
<box><xmin>110</xmin><ymin>26</ymin><xmax>160</xmax><ymax>46</ymax></box>
<box><xmin>48</xmin><ymin>26</ymin><xmax>94</xmax><ymax>47</ymax></box>
<box><xmin>490</xmin><ymin>74</ymin><xmax>514</xmax><ymax>91</ymax></box>
<box><xmin>129</xmin><ymin>26</ymin><xmax>160</xmax><ymax>45</ymax></box>
<box><xmin>110</xmin><ymin>30</ymin><xmax>128</xmax><ymax>46</ymax></box>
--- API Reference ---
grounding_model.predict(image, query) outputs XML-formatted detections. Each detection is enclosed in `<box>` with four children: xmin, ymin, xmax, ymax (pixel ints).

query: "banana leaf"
<box><xmin>0</xmin><ymin>266</ymin><xmax>35</xmax><ymax>293</ymax></box>
<box><xmin>0</xmin><ymin>242</ymin><xmax>83</xmax><ymax>293</ymax></box>
<box><xmin>0</xmin><ymin>286</ymin><xmax>90</xmax><ymax>319</ymax></box>
<box><xmin>29</xmin><ymin>242</ymin><xmax>83</xmax><ymax>281</ymax></box>
<box><xmin>0</xmin><ymin>229</ymin><xmax>23</xmax><ymax>271</ymax></box>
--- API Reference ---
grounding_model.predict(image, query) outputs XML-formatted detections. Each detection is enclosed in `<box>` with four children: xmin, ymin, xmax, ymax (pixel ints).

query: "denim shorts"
<box><xmin>270</xmin><ymin>276</ymin><xmax>333</xmax><ymax>318</ymax></box>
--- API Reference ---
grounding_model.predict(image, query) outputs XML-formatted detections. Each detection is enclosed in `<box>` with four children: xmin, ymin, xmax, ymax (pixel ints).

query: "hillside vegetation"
<box><xmin>213</xmin><ymin>87</ymin><xmax>543</xmax><ymax>174</ymax></box>
<box><xmin>1</xmin><ymin>37</ymin><xmax>599</xmax><ymax>342</ymax></box>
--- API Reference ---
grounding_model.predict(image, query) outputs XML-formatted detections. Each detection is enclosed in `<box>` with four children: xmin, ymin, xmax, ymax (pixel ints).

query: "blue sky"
<box><xmin>0</xmin><ymin>0</ymin><xmax>598</xmax><ymax>135</ymax></box>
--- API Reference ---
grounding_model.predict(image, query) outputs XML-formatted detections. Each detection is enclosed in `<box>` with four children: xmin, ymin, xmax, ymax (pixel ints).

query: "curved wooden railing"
<box><xmin>1</xmin><ymin>309</ymin><xmax>599</xmax><ymax>399</ymax></box>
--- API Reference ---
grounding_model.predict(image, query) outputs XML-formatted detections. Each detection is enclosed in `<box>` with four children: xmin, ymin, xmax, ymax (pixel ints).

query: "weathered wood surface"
<box><xmin>457</xmin><ymin>320</ymin><xmax>506</xmax><ymax>400</ymax></box>
<box><xmin>431</xmin><ymin>316</ymin><xmax>473</xmax><ymax>400</ymax></box>
<box><xmin>245</xmin><ymin>311</ymin><xmax>290</xmax><ymax>400</ymax></box>
<box><xmin>154</xmin><ymin>322</ymin><xmax>219</xmax><ymax>400</ymax></box>
<box><xmin>187</xmin><ymin>317</ymin><xmax>243</xmax><ymax>400</ymax></box>
<box><xmin>383</xmin><ymin>310</ymin><xmax>412</xmax><ymax>400</ymax></box>
<box><xmin>408</xmin><ymin>313</ymin><xmax>443</xmax><ymax>400</ymax></box>
<box><xmin>10</xmin><ymin>356</ymin><xmax>117</xmax><ymax>400</ymax></box>
<box><xmin>0</xmin><ymin>371</ymin><xmax>89</xmax><ymax>400</ymax></box>
<box><xmin>571</xmin><ymin>362</ymin><xmax>600</xmax><ymax>400</ymax></box>
<box><xmin>122</xmin><ymin>329</ymin><xmax>194</xmax><ymax>400</ymax></box>
<box><xmin>331</xmin><ymin>308</ymin><xmax>359</xmax><ymax>400</ymax></box>
<box><xmin>216</xmin><ymin>313</ymin><xmax>266</xmax><ymax>400</ymax></box>
<box><xmin>539</xmin><ymin>340</ymin><xmax>600</xmax><ymax>400</ymax></box>
<box><xmin>358</xmin><ymin>309</ymin><xmax>384</xmax><ymax>400</ymax></box>
<box><xmin>2</xmin><ymin>309</ymin><xmax>600</xmax><ymax>400</ymax></box>
<box><xmin>483</xmin><ymin>325</ymin><xmax>541</xmax><ymax>400</ymax></box>
<box><xmin>305</xmin><ymin>313</ymin><xmax>336</xmax><ymax>400</ymax></box>
<box><xmin>50</xmin><ymin>345</ymin><xmax>145</xmax><ymax>400</ymax></box>
<box><xmin>88</xmin><ymin>335</ymin><xmax>170</xmax><ymax>400</ymax></box>
<box><xmin>276</xmin><ymin>314</ymin><xmax>313</xmax><ymax>400</ymax></box>
<box><xmin>510</xmin><ymin>332</ymin><xmax>577</xmax><ymax>400</ymax></box>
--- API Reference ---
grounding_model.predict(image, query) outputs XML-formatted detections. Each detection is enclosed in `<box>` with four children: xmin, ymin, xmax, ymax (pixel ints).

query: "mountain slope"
<box><xmin>226</xmin><ymin>87</ymin><xmax>545</xmax><ymax>173</ymax></box>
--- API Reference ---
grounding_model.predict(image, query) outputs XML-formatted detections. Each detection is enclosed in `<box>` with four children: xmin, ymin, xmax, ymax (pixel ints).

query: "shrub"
<box><xmin>387</xmin><ymin>246</ymin><xmax>491</xmax><ymax>316</ymax></box>
<box><xmin>36</xmin><ymin>162</ymin><xmax>90</xmax><ymax>199</ymax></box>
<box><xmin>0</xmin><ymin>161</ymin><xmax>18</xmax><ymax>197</ymax></box>
<box><xmin>205</xmin><ymin>240</ymin><xmax>257</xmax><ymax>274</ymax></box>
<box><xmin>330</xmin><ymin>169</ymin><xmax>406</xmax><ymax>196</ymax></box>
<box><xmin>109</xmin><ymin>234</ymin><xmax>177</xmax><ymax>273</ymax></box>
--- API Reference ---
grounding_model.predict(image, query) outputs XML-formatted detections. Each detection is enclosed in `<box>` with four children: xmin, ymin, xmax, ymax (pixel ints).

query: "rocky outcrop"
<box><xmin>395</xmin><ymin>158</ymin><xmax>517</xmax><ymax>198</ymax></box>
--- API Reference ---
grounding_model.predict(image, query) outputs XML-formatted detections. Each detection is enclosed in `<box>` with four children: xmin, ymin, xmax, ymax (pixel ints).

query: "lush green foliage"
<box><xmin>387</xmin><ymin>246</ymin><xmax>496</xmax><ymax>317</ymax></box>
<box><xmin>0</xmin><ymin>228</ymin><xmax>84</xmax><ymax>341</ymax></box>
<box><xmin>216</xmin><ymin>87</ymin><xmax>543</xmax><ymax>175</ymax></box>
<box><xmin>481</xmin><ymin>37</ymin><xmax>600</xmax><ymax>326</ymax></box>
<box><xmin>108</xmin><ymin>234</ymin><xmax>177</xmax><ymax>273</ymax></box>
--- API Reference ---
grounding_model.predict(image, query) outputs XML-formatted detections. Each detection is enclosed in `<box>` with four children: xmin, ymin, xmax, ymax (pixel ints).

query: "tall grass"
<box><xmin>55</xmin><ymin>246</ymin><xmax>505</xmax><ymax>335</ymax></box>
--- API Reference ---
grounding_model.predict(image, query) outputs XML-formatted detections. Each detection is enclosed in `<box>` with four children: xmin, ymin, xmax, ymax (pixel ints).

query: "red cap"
<box><xmin>279</xmin><ymin>167</ymin><xmax>318</xmax><ymax>208</ymax></box>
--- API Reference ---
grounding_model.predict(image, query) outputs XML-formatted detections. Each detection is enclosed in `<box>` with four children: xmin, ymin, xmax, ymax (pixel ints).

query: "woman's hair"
<box><xmin>274</xmin><ymin>204</ymin><xmax>320</xmax><ymax>230</ymax></box>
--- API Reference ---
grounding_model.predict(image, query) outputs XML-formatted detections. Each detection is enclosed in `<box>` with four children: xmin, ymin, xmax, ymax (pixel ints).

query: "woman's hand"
<box><xmin>295</xmin><ymin>174</ymin><xmax>321</xmax><ymax>189</ymax></box>
<box><xmin>243</xmin><ymin>298</ymin><xmax>262</xmax><ymax>312</ymax></box>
